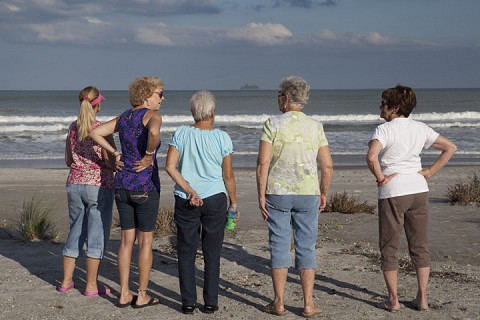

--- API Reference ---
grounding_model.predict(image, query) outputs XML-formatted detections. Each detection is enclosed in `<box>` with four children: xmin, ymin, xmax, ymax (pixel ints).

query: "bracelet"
<box><xmin>145</xmin><ymin>150</ymin><xmax>155</xmax><ymax>155</ymax></box>
<box><xmin>376</xmin><ymin>177</ymin><xmax>386</xmax><ymax>185</ymax></box>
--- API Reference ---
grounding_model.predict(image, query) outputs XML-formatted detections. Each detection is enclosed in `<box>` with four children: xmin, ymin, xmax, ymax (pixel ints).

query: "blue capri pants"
<box><xmin>266</xmin><ymin>195</ymin><xmax>320</xmax><ymax>269</ymax></box>
<box><xmin>63</xmin><ymin>184</ymin><xmax>114</xmax><ymax>260</ymax></box>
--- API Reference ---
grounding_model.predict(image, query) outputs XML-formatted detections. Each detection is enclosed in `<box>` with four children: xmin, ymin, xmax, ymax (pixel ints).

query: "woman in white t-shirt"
<box><xmin>366</xmin><ymin>85</ymin><xmax>457</xmax><ymax>313</ymax></box>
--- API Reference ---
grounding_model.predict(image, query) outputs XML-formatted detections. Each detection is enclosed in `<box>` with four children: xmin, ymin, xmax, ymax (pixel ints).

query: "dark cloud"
<box><xmin>114</xmin><ymin>0</ymin><xmax>222</xmax><ymax>16</ymax></box>
<box><xmin>249</xmin><ymin>5</ymin><xmax>267</xmax><ymax>12</ymax></box>
<box><xmin>320</xmin><ymin>0</ymin><xmax>337</xmax><ymax>7</ymax></box>
<box><xmin>0</xmin><ymin>0</ymin><xmax>221</xmax><ymax>23</ymax></box>
<box><xmin>273</xmin><ymin>0</ymin><xmax>337</xmax><ymax>9</ymax></box>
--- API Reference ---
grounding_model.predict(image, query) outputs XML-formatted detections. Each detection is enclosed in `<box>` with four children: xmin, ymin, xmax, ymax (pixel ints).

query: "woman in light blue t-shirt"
<box><xmin>165</xmin><ymin>91</ymin><xmax>239</xmax><ymax>315</ymax></box>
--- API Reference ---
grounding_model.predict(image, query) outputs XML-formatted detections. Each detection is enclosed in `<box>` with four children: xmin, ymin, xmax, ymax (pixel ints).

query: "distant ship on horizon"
<box><xmin>240</xmin><ymin>83</ymin><xmax>259</xmax><ymax>90</ymax></box>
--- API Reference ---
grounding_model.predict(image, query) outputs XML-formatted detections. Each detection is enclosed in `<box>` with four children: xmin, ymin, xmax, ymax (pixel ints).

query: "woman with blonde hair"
<box><xmin>91</xmin><ymin>76</ymin><xmax>164</xmax><ymax>308</ymax></box>
<box><xmin>58</xmin><ymin>86</ymin><xmax>116</xmax><ymax>296</ymax></box>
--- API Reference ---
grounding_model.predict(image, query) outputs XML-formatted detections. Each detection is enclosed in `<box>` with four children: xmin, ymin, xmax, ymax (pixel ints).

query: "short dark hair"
<box><xmin>381</xmin><ymin>85</ymin><xmax>417</xmax><ymax>117</ymax></box>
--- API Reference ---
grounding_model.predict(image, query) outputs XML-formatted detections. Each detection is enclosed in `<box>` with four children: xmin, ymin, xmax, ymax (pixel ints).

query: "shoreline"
<box><xmin>1</xmin><ymin>154</ymin><xmax>479</xmax><ymax>169</ymax></box>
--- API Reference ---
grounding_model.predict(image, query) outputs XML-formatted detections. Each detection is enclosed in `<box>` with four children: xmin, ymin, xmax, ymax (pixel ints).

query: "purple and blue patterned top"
<box><xmin>114</xmin><ymin>108</ymin><xmax>160</xmax><ymax>192</ymax></box>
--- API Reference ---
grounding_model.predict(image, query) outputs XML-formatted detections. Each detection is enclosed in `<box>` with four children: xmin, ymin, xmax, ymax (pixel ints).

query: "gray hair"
<box><xmin>190</xmin><ymin>91</ymin><xmax>216</xmax><ymax>122</ymax></box>
<box><xmin>279</xmin><ymin>76</ymin><xmax>310</xmax><ymax>107</ymax></box>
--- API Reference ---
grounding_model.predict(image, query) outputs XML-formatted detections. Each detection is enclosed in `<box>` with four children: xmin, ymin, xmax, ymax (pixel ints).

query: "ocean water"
<box><xmin>0</xmin><ymin>89</ymin><xmax>479</xmax><ymax>168</ymax></box>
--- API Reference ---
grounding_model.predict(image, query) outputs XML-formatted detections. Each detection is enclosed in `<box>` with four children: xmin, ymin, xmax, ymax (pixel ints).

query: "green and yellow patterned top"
<box><xmin>260</xmin><ymin>111</ymin><xmax>328</xmax><ymax>195</ymax></box>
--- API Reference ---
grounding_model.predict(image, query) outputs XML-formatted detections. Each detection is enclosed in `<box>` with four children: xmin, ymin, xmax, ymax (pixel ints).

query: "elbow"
<box><xmin>223</xmin><ymin>168</ymin><xmax>235</xmax><ymax>181</ymax></box>
<box><xmin>149</xmin><ymin>130</ymin><xmax>160</xmax><ymax>140</ymax></box>
<box><xmin>89</xmin><ymin>130</ymin><xmax>98</xmax><ymax>140</ymax></box>
<box><xmin>323</xmin><ymin>161</ymin><xmax>334</xmax><ymax>172</ymax></box>
<box><xmin>450</xmin><ymin>143</ymin><xmax>458</xmax><ymax>155</ymax></box>
<box><xmin>366</xmin><ymin>153</ymin><xmax>376</xmax><ymax>166</ymax></box>
<box><xmin>165</xmin><ymin>164</ymin><xmax>174</xmax><ymax>175</ymax></box>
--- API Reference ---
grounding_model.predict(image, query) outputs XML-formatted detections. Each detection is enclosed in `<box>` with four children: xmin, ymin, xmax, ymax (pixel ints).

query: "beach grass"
<box><xmin>155</xmin><ymin>206</ymin><xmax>176</xmax><ymax>237</ymax></box>
<box><xmin>446</xmin><ymin>172</ymin><xmax>480</xmax><ymax>206</ymax></box>
<box><xmin>16</xmin><ymin>195</ymin><xmax>57</xmax><ymax>241</ymax></box>
<box><xmin>325</xmin><ymin>191</ymin><xmax>376</xmax><ymax>214</ymax></box>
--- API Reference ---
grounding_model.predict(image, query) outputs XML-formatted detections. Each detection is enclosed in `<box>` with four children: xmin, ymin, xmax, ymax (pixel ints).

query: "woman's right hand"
<box><xmin>114</xmin><ymin>153</ymin><xmax>124</xmax><ymax>172</ymax></box>
<box><xmin>188</xmin><ymin>191</ymin><xmax>203</xmax><ymax>207</ymax></box>
<box><xmin>378</xmin><ymin>173</ymin><xmax>397</xmax><ymax>186</ymax></box>
<box><xmin>258</xmin><ymin>195</ymin><xmax>268</xmax><ymax>221</ymax></box>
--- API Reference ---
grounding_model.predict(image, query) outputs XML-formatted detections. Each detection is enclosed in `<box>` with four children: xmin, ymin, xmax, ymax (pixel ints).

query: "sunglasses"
<box><xmin>154</xmin><ymin>91</ymin><xmax>164</xmax><ymax>98</ymax></box>
<box><xmin>278</xmin><ymin>91</ymin><xmax>285</xmax><ymax>97</ymax></box>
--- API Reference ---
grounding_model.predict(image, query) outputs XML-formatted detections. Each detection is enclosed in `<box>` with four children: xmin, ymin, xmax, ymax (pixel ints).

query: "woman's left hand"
<box><xmin>418</xmin><ymin>168</ymin><xmax>433</xmax><ymax>180</ymax></box>
<box><xmin>318</xmin><ymin>194</ymin><xmax>327</xmax><ymax>214</ymax></box>
<box><xmin>133</xmin><ymin>156</ymin><xmax>153</xmax><ymax>172</ymax></box>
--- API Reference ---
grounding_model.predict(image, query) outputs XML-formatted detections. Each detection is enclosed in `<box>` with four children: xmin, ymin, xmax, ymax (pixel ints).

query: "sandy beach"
<box><xmin>0</xmin><ymin>166</ymin><xmax>479</xmax><ymax>320</ymax></box>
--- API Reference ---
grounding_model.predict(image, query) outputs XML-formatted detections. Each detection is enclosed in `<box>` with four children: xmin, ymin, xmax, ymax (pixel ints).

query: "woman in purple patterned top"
<box><xmin>91</xmin><ymin>76</ymin><xmax>163</xmax><ymax>309</ymax></box>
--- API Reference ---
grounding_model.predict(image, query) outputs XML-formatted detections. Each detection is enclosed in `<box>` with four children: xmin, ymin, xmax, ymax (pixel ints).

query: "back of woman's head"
<box><xmin>77</xmin><ymin>86</ymin><xmax>101</xmax><ymax>141</ymax></box>
<box><xmin>129</xmin><ymin>76</ymin><xmax>164</xmax><ymax>107</ymax></box>
<box><xmin>382</xmin><ymin>85</ymin><xmax>417</xmax><ymax>117</ymax></box>
<box><xmin>190</xmin><ymin>91</ymin><xmax>216</xmax><ymax>122</ymax></box>
<box><xmin>279</xmin><ymin>76</ymin><xmax>310</xmax><ymax>107</ymax></box>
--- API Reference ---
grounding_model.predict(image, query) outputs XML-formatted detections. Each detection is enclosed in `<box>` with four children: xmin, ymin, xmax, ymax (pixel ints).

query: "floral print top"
<box><xmin>260</xmin><ymin>111</ymin><xmax>328</xmax><ymax>195</ymax></box>
<box><xmin>114</xmin><ymin>108</ymin><xmax>160</xmax><ymax>192</ymax></box>
<box><xmin>66</xmin><ymin>121</ymin><xmax>114</xmax><ymax>188</ymax></box>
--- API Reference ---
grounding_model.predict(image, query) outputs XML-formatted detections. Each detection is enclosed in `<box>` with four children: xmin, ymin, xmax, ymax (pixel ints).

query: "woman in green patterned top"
<box><xmin>256</xmin><ymin>76</ymin><xmax>333</xmax><ymax>318</ymax></box>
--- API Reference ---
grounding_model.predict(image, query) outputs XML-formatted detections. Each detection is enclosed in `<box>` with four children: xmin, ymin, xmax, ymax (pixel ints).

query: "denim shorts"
<box><xmin>63</xmin><ymin>184</ymin><xmax>114</xmax><ymax>259</ymax></box>
<box><xmin>265</xmin><ymin>195</ymin><xmax>320</xmax><ymax>269</ymax></box>
<box><xmin>115</xmin><ymin>189</ymin><xmax>160</xmax><ymax>232</ymax></box>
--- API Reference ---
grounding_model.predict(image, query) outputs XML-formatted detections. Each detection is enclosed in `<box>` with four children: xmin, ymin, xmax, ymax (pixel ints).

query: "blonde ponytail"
<box><xmin>77</xmin><ymin>86</ymin><xmax>100</xmax><ymax>141</ymax></box>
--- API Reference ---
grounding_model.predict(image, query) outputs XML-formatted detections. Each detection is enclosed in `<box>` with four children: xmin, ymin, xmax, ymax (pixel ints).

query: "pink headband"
<box><xmin>83</xmin><ymin>93</ymin><xmax>105</xmax><ymax>106</ymax></box>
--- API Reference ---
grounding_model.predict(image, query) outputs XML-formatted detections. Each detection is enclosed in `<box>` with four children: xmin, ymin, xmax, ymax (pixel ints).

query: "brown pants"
<box><xmin>378</xmin><ymin>192</ymin><xmax>430</xmax><ymax>271</ymax></box>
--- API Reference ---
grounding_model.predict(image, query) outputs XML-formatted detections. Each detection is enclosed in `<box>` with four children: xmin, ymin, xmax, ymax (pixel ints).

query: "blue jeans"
<box><xmin>266</xmin><ymin>195</ymin><xmax>320</xmax><ymax>269</ymax></box>
<box><xmin>174</xmin><ymin>193</ymin><xmax>227</xmax><ymax>307</ymax></box>
<box><xmin>63</xmin><ymin>184</ymin><xmax>114</xmax><ymax>259</ymax></box>
<box><xmin>114</xmin><ymin>189</ymin><xmax>160</xmax><ymax>232</ymax></box>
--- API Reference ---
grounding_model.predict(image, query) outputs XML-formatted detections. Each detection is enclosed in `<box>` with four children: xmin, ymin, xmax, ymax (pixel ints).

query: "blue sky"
<box><xmin>1</xmin><ymin>0</ymin><xmax>479</xmax><ymax>90</ymax></box>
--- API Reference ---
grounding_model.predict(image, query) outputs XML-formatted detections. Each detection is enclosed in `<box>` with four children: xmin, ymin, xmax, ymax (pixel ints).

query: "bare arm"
<box><xmin>317</xmin><ymin>145</ymin><xmax>334</xmax><ymax>212</ymax></box>
<box><xmin>165</xmin><ymin>145</ymin><xmax>203</xmax><ymax>206</ymax></box>
<box><xmin>103</xmin><ymin>134</ymin><xmax>117</xmax><ymax>170</ymax></box>
<box><xmin>90</xmin><ymin>117</ymin><xmax>123</xmax><ymax>171</ymax></box>
<box><xmin>65</xmin><ymin>135</ymin><xmax>73</xmax><ymax>167</ymax></box>
<box><xmin>133</xmin><ymin>111</ymin><xmax>162</xmax><ymax>172</ymax></box>
<box><xmin>256</xmin><ymin>140</ymin><xmax>272</xmax><ymax>221</ymax></box>
<box><xmin>366</xmin><ymin>139</ymin><xmax>397</xmax><ymax>185</ymax></box>
<box><xmin>419</xmin><ymin>135</ymin><xmax>457</xmax><ymax>179</ymax></box>
<box><xmin>222</xmin><ymin>154</ymin><xmax>237</xmax><ymax>204</ymax></box>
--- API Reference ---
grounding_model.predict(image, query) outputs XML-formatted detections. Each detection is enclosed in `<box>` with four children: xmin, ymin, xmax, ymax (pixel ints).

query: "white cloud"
<box><xmin>85</xmin><ymin>17</ymin><xmax>109</xmax><ymax>25</ymax></box>
<box><xmin>5</xmin><ymin>3</ymin><xmax>21</xmax><ymax>12</ymax></box>
<box><xmin>135</xmin><ymin>26</ymin><xmax>173</xmax><ymax>46</ymax></box>
<box><xmin>225</xmin><ymin>23</ymin><xmax>293</xmax><ymax>45</ymax></box>
<box><xmin>30</xmin><ymin>24</ymin><xmax>78</xmax><ymax>42</ymax></box>
<box><xmin>307</xmin><ymin>29</ymin><xmax>428</xmax><ymax>47</ymax></box>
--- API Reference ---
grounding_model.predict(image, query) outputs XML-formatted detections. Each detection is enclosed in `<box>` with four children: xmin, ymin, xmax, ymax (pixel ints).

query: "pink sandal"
<box><xmin>57</xmin><ymin>282</ymin><xmax>75</xmax><ymax>293</ymax></box>
<box><xmin>84</xmin><ymin>285</ymin><xmax>111</xmax><ymax>297</ymax></box>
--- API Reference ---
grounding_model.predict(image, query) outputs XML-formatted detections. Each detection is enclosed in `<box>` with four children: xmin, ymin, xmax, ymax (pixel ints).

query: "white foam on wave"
<box><xmin>0</xmin><ymin>124</ymin><xmax>68</xmax><ymax>133</ymax></box>
<box><xmin>1</xmin><ymin>111</ymin><xmax>480</xmax><ymax>125</ymax></box>
<box><xmin>429</xmin><ymin>122</ymin><xmax>480</xmax><ymax>128</ymax></box>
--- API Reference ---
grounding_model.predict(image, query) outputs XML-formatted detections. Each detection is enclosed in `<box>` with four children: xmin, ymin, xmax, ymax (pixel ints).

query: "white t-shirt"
<box><xmin>370</xmin><ymin>118</ymin><xmax>439</xmax><ymax>199</ymax></box>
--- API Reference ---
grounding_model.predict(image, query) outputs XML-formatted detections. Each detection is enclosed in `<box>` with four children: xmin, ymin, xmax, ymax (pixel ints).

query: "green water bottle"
<box><xmin>225</xmin><ymin>204</ymin><xmax>238</xmax><ymax>231</ymax></box>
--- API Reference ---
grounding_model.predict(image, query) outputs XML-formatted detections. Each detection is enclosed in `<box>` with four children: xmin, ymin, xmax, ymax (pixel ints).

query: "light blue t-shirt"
<box><xmin>169</xmin><ymin>125</ymin><xmax>233</xmax><ymax>199</ymax></box>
